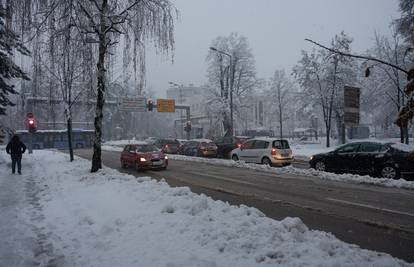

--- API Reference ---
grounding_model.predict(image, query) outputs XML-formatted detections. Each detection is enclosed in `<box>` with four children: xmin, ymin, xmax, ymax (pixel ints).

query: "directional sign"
<box><xmin>157</xmin><ymin>99</ymin><xmax>175</xmax><ymax>112</ymax></box>
<box><xmin>344</xmin><ymin>86</ymin><xmax>360</xmax><ymax>126</ymax></box>
<box><xmin>119</xmin><ymin>97</ymin><xmax>146</xmax><ymax>112</ymax></box>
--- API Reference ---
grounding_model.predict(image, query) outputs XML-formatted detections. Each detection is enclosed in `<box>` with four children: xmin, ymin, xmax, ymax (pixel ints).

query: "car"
<box><xmin>120</xmin><ymin>142</ymin><xmax>168</xmax><ymax>171</ymax></box>
<box><xmin>309</xmin><ymin>141</ymin><xmax>414</xmax><ymax>180</ymax></box>
<box><xmin>230</xmin><ymin>137</ymin><xmax>293</xmax><ymax>166</ymax></box>
<box><xmin>214</xmin><ymin>136</ymin><xmax>250</xmax><ymax>158</ymax></box>
<box><xmin>153</xmin><ymin>138</ymin><xmax>181</xmax><ymax>154</ymax></box>
<box><xmin>179</xmin><ymin>139</ymin><xmax>218</xmax><ymax>157</ymax></box>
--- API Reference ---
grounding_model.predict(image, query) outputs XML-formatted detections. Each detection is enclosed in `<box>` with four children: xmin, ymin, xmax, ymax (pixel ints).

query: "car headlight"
<box><xmin>140</xmin><ymin>157</ymin><xmax>147</xmax><ymax>162</ymax></box>
<box><xmin>310</xmin><ymin>156</ymin><xmax>313</xmax><ymax>160</ymax></box>
<box><xmin>164</xmin><ymin>155</ymin><xmax>168</xmax><ymax>160</ymax></box>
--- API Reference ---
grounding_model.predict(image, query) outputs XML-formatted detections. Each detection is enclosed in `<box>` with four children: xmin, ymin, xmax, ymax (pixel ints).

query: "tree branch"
<box><xmin>305</xmin><ymin>38</ymin><xmax>409</xmax><ymax>75</ymax></box>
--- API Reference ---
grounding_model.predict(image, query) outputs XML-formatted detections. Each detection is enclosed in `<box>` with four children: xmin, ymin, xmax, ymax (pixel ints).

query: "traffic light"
<box><xmin>147</xmin><ymin>99</ymin><xmax>154</xmax><ymax>111</ymax></box>
<box><xmin>26</xmin><ymin>113</ymin><xmax>37</xmax><ymax>133</ymax></box>
<box><xmin>184</xmin><ymin>121</ymin><xmax>191</xmax><ymax>132</ymax></box>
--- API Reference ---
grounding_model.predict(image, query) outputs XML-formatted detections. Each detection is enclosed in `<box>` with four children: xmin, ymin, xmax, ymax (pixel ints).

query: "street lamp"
<box><xmin>209</xmin><ymin>46</ymin><xmax>234</xmax><ymax>136</ymax></box>
<box><xmin>169</xmin><ymin>81</ymin><xmax>185</xmax><ymax>138</ymax></box>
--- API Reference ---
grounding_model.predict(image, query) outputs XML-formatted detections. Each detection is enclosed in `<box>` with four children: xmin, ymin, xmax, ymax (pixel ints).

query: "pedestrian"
<box><xmin>6</xmin><ymin>135</ymin><xmax>27</xmax><ymax>175</ymax></box>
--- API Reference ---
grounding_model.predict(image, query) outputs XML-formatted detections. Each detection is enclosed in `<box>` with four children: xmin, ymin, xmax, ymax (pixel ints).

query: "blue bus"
<box><xmin>16</xmin><ymin>129</ymin><xmax>94</xmax><ymax>149</ymax></box>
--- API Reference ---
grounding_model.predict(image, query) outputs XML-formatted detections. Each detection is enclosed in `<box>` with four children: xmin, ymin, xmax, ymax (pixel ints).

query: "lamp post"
<box><xmin>209</xmin><ymin>46</ymin><xmax>234</xmax><ymax>136</ymax></box>
<box><xmin>169</xmin><ymin>81</ymin><xmax>185</xmax><ymax>138</ymax></box>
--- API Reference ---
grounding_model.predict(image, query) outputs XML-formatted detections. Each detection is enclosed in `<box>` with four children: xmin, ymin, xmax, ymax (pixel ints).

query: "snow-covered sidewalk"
<box><xmin>1</xmin><ymin>150</ymin><xmax>412</xmax><ymax>266</ymax></box>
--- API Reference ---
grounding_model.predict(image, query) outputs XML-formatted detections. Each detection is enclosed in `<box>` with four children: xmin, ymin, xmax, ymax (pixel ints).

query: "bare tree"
<box><xmin>206</xmin><ymin>32</ymin><xmax>256</xmax><ymax>136</ymax></box>
<box><xmin>72</xmin><ymin>0</ymin><xmax>176</xmax><ymax>172</ymax></box>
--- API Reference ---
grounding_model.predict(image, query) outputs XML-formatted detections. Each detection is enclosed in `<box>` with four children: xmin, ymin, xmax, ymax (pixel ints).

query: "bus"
<box><xmin>16</xmin><ymin>129</ymin><xmax>94</xmax><ymax>149</ymax></box>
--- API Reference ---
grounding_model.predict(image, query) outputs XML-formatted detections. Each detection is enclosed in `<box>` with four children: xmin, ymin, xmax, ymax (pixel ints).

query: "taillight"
<box><xmin>237</xmin><ymin>143</ymin><xmax>241</xmax><ymax>148</ymax></box>
<box><xmin>271</xmin><ymin>148</ymin><xmax>277</xmax><ymax>156</ymax></box>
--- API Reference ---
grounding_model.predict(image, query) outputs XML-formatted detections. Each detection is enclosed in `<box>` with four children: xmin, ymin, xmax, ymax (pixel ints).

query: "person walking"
<box><xmin>6</xmin><ymin>135</ymin><xmax>27</xmax><ymax>175</ymax></box>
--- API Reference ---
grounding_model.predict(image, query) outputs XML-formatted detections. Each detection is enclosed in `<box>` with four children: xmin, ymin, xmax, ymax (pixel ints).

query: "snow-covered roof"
<box><xmin>190</xmin><ymin>138</ymin><xmax>213</xmax><ymax>143</ymax></box>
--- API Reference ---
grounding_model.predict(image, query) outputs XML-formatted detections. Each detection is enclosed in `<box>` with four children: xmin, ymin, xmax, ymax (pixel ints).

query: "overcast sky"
<box><xmin>142</xmin><ymin>0</ymin><xmax>400</xmax><ymax>97</ymax></box>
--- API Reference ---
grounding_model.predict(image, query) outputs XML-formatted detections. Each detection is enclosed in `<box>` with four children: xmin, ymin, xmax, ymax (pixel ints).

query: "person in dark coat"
<box><xmin>6</xmin><ymin>135</ymin><xmax>26</xmax><ymax>174</ymax></box>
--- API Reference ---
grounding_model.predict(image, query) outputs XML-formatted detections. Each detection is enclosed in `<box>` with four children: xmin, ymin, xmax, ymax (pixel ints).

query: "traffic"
<box><xmin>116</xmin><ymin>136</ymin><xmax>414</xmax><ymax>180</ymax></box>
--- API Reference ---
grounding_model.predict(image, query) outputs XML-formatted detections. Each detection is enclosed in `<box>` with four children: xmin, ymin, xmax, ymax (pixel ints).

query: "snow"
<box><xmin>0</xmin><ymin>150</ymin><xmax>412</xmax><ymax>266</ymax></box>
<box><xmin>390</xmin><ymin>143</ymin><xmax>414</xmax><ymax>153</ymax></box>
<box><xmin>104</xmin><ymin>139</ymin><xmax>147</xmax><ymax>146</ymax></box>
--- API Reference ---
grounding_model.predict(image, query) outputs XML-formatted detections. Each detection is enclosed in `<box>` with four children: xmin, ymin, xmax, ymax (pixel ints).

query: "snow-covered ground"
<box><xmin>0</xmin><ymin>150</ymin><xmax>412</xmax><ymax>266</ymax></box>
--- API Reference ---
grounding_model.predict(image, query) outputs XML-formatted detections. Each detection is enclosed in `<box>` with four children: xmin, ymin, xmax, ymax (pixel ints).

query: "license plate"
<box><xmin>153</xmin><ymin>160</ymin><xmax>163</xmax><ymax>166</ymax></box>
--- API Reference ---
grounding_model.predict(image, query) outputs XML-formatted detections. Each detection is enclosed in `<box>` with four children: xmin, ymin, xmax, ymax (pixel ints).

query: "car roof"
<box><xmin>190</xmin><ymin>138</ymin><xmax>213</xmax><ymax>142</ymax></box>
<box><xmin>124</xmin><ymin>141</ymin><xmax>149</xmax><ymax>146</ymax></box>
<box><xmin>248</xmin><ymin>137</ymin><xmax>288</xmax><ymax>142</ymax></box>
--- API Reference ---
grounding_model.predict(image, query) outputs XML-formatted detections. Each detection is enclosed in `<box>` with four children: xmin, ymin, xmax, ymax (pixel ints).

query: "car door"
<box><xmin>356</xmin><ymin>142</ymin><xmax>384</xmax><ymax>174</ymax></box>
<box><xmin>238</xmin><ymin>140</ymin><xmax>255</xmax><ymax>162</ymax></box>
<box><xmin>334</xmin><ymin>143</ymin><xmax>361</xmax><ymax>173</ymax></box>
<box><xmin>250</xmin><ymin>140</ymin><xmax>268</xmax><ymax>163</ymax></box>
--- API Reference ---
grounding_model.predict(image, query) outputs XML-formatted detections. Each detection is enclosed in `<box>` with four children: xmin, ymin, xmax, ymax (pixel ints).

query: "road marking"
<box><xmin>326</xmin><ymin>198</ymin><xmax>414</xmax><ymax>218</ymax></box>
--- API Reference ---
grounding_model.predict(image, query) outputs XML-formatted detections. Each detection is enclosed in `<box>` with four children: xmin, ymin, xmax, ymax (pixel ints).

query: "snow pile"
<box><xmin>167</xmin><ymin>155</ymin><xmax>414</xmax><ymax>190</ymax></box>
<box><xmin>1</xmin><ymin>150</ymin><xmax>412</xmax><ymax>266</ymax></box>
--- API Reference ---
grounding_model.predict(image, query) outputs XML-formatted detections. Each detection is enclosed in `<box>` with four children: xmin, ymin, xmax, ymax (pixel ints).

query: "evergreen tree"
<box><xmin>0</xmin><ymin>4</ymin><xmax>30</xmax><ymax>115</ymax></box>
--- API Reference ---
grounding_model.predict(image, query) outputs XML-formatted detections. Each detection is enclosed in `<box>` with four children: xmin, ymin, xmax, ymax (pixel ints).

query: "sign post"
<box><xmin>156</xmin><ymin>99</ymin><xmax>176</xmax><ymax>113</ymax></box>
<box><xmin>344</xmin><ymin>86</ymin><xmax>360</xmax><ymax>140</ymax></box>
<box><xmin>119</xmin><ymin>97</ymin><xmax>147</xmax><ymax>112</ymax></box>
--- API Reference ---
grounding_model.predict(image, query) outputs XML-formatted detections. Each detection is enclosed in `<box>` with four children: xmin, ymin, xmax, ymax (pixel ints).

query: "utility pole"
<box><xmin>209</xmin><ymin>47</ymin><xmax>234</xmax><ymax>136</ymax></box>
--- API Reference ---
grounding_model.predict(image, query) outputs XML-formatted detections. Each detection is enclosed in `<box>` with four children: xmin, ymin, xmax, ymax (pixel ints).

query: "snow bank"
<box><xmin>0</xmin><ymin>150</ymin><xmax>411</xmax><ymax>266</ymax></box>
<box><xmin>167</xmin><ymin>155</ymin><xmax>414</xmax><ymax>190</ymax></box>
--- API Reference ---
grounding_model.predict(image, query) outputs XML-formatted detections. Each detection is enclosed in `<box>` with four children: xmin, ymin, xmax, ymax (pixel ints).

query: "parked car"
<box><xmin>176</xmin><ymin>139</ymin><xmax>189</xmax><ymax>154</ymax></box>
<box><xmin>153</xmin><ymin>138</ymin><xmax>180</xmax><ymax>154</ymax></box>
<box><xmin>120</xmin><ymin>143</ymin><xmax>168</xmax><ymax>171</ymax></box>
<box><xmin>309</xmin><ymin>141</ymin><xmax>414</xmax><ymax>180</ymax></box>
<box><xmin>180</xmin><ymin>139</ymin><xmax>218</xmax><ymax>157</ymax></box>
<box><xmin>230</xmin><ymin>138</ymin><xmax>293</xmax><ymax>166</ymax></box>
<box><xmin>214</xmin><ymin>136</ymin><xmax>250</xmax><ymax>158</ymax></box>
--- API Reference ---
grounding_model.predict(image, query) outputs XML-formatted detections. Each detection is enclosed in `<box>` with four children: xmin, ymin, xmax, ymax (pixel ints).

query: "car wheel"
<box><xmin>314</xmin><ymin>161</ymin><xmax>326</xmax><ymax>172</ymax></box>
<box><xmin>135</xmin><ymin>162</ymin><xmax>141</xmax><ymax>172</ymax></box>
<box><xmin>121</xmin><ymin>160</ymin><xmax>127</xmax><ymax>169</ymax></box>
<box><xmin>261</xmin><ymin>157</ymin><xmax>271</xmax><ymax>166</ymax></box>
<box><xmin>380</xmin><ymin>165</ymin><xmax>399</xmax><ymax>179</ymax></box>
<box><xmin>231</xmin><ymin>154</ymin><xmax>239</xmax><ymax>161</ymax></box>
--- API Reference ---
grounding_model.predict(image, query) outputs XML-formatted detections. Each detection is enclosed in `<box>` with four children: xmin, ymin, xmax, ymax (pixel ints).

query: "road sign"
<box><xmin>119</xmin><ymin>97</ymin><xmax>146</xmax><ymax>112</ymax></box>
<box><xmin>344</xmin><ymin>86</ymin><xmax>360</xmax><ymax>126</ymax></box>
<box><xmin>157</xmin><ymin>99</ymin><xmax>175</xmax><ymax>112</ymax></box>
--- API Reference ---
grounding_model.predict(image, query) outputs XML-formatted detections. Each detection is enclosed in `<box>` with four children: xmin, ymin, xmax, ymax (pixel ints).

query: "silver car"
<box><xmin>230</xmin><ymin>138</ymin><xmax>293</xmax><ymax>166</ymax></box>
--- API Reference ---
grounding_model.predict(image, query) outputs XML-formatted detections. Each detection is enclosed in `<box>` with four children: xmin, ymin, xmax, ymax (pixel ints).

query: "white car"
<box><xmin>230</xmin><ymin>137</ymin><xmax>293</xmax><ymax>166</ymax></box>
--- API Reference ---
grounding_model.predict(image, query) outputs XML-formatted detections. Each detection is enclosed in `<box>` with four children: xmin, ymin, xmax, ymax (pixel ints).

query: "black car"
<box><xmin>214</xmin><ymin>136</ymin><xmax>250</xmax><ymax>158</ymax></box>
<box><xmin>309</xmin><ymin>141</ymin><xmax>414</xmax><ymax>180</ymax></box>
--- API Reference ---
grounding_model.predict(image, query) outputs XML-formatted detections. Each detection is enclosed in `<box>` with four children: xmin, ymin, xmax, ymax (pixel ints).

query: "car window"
<box><xmin>128</xmin><ymin>145</ymin><xmax>136</xmax><ymax>152</ymax></box>
<box><xmin>124</xmin><ymin>145</ymin><xmax>129</xmax><ymax>152</ymax></box>
<box><xmin>272</xmin><ymin>140</ymin><xmax>290</xmax><ymax>149</ymax></box>
<box><xmin>253</xmin><ymin>140</ymin><xmax>269</xmax><ymax>149</ymax></box>
<box><xmin>136</xmin><ymin>145</ymin><xmax>158</xmax><ymax>152</ymax></box>
<box><xmin>242</xmin><ymin>140</ymin><xmax>255</xmax><ymax>149</ymax></box>
<box><xmin>336</xmin><ymin>143</ymin><xmax>360</xmax><ymax>153</ymax></box>
<box><xmin>359</xmin><ymin>143</ymin><xmax>382</xmax><ymax>153</ymax></box>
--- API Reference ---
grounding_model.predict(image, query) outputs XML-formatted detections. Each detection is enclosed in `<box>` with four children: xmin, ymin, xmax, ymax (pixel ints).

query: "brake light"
<box><xmin>237</xmin><ymin>143</ymin><xmax>241</xmax><ymax>148</ymax></box>
<box><xmin>271</xmin><ymin>148</ymin><xmax>277</xmax><ymax>156</ymax></box>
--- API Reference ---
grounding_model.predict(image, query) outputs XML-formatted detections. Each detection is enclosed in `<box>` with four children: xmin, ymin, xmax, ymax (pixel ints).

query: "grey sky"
<box><xmin>144</xmin><ymin>0</ymin><xmax>400</xmax><ymax>97</ymax></box>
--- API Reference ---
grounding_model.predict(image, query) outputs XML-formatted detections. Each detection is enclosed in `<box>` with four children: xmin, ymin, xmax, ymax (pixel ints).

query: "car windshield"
<box><xmin>136</xmin><ymin>144</ymin><xmax>159</xmax><ymax>152</ymax></box>
<box><xmin>272</xmin><ymin>140</ymin><xmax>290</xmax><ymax>149</ymax></box>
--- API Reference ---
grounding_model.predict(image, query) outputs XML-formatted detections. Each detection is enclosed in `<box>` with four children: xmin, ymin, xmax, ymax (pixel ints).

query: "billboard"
<box><xmin>344</xmin><ymin>86</ymin><xmax>360</xmax><ymax>126</ymax></box>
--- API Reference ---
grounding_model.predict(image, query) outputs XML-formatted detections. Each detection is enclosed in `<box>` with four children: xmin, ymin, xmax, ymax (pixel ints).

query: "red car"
<box><xmin>120</xmin><ymin>143</ymin><xmax>168</xmax><ymax>171</ymax></box>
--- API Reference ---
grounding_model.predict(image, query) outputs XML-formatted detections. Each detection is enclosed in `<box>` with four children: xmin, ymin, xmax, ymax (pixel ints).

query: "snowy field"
<box><xmin>1</xmin><ymin>150</ymin><xmax>413</xmax><ymax>267</ymax></box>
<box><xmin>101</xmin><ymin>141</ymin><xmax>414</xmax><ymax>190</ymax></box>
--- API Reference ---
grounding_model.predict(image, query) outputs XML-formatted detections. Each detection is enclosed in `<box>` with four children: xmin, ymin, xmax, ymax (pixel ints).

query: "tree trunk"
<box><xmin>91</xmin><ymin>0</ymin><xmax>107</xmax><ymax>172</ymax></box>
<box><xmin>67</xmin><ymin>117</ymin><xmax>74</xmax><ymax>161</ymax></box>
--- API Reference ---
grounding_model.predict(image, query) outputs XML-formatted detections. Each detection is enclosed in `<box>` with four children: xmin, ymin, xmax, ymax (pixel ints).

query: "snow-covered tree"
<box><xmin>206</xmin><ymin>32</ymin><xmax>256</xmax><ymax>137</ymax></box>
<box><xmin>0</xmin><ymin>3</ymin><xmax>30</xmax><ymax>116</ymax></box>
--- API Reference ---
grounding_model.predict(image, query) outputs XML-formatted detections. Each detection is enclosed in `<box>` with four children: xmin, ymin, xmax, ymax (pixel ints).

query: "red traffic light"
<box><xmin>26</xmin><ymin>113</ymin><xmax>37</xmax><ymax>132</ymax></box>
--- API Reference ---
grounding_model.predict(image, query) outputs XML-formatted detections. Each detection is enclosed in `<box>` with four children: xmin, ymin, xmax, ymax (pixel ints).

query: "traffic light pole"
<box><xmin>28</xmin><ymin>132</ymin><xmax>33</xmax><ymax>154</ymax></box>
<box><xmin>175</xmin><ymin>105</ymin><xmax>191</xmax><ymax>140</ymax></box>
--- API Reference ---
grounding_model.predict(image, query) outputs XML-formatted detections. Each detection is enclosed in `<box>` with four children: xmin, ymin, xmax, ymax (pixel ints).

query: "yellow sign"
<box><xmin>157</xmin><ymin>99</ymin><xmax>175</xmax><ymax>112</ymax></box>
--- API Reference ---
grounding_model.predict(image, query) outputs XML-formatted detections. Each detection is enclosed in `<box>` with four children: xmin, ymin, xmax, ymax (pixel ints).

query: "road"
<box><xmin>75</xmin><ymin>149</ymin><xmax>414</xmax><ymax>263</ymax></box>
